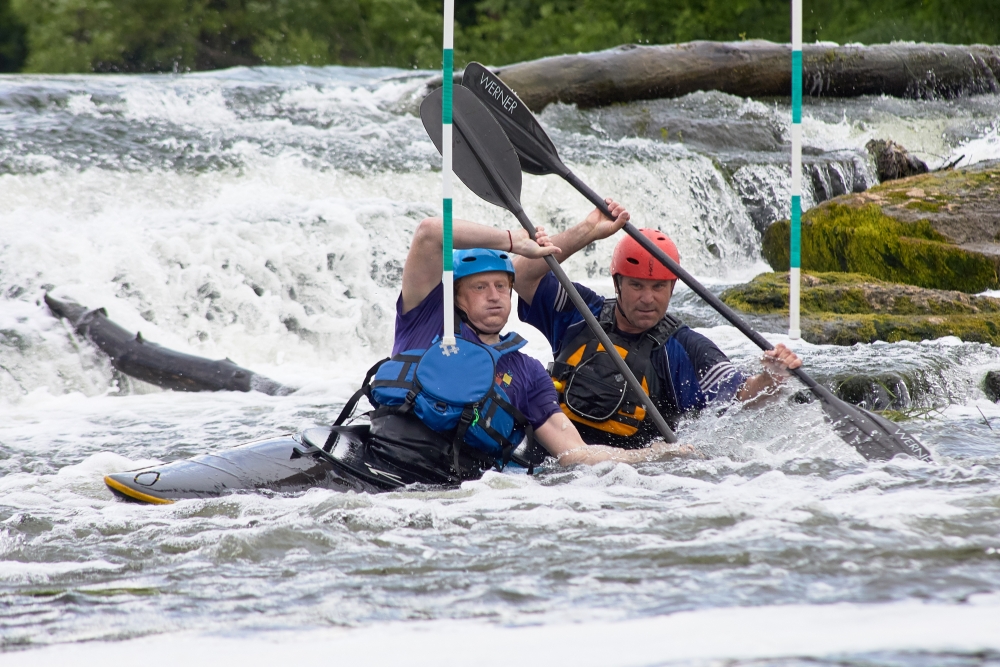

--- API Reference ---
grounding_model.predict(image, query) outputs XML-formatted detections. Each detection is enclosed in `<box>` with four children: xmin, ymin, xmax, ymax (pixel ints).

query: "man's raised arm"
<box><xmin>511</xmin><ymin>199</ymin><xmax>629</xmax><ymax>305</ymax></box>
<box><xmin>400</xmin><ymin>218</ymin><xmax>560</xmax><ymax>314</ymax></box>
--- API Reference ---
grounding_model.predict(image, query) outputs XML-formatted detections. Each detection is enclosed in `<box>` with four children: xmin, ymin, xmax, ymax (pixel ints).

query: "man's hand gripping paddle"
<box><xmin>420</xmin><ymin>85</ymin><xmax>679</xmax><ymax>445</ymax></box>
<box><xmin>461</xmin><ymin>62</ymin><xmax>931</xmax><ymax>463</ymax></box>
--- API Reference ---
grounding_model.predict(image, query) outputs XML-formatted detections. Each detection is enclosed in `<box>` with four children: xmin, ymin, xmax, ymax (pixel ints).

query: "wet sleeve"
<box><xmin>673</xmin><ymin>327</ymin><xmax>745</xmax><ymax>405</ymax></box>
<box><xmin>516</xmin><ymin>356</ymin><xmax>562</xmax><ymax>429</ymax></box>
<box><xmin>391</xmin><ymin>283</ymin><xmax>444</xmax><ymax>355</ymax></box>
<box><xmin>517</xmin><ymin>272</ymin><xmax>604</xmax><ymax>353</ymax></box>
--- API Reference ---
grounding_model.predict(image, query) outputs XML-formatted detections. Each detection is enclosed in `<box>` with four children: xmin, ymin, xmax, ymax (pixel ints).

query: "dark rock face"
<box><xmin>985</xmin><ymin>370</ymin><xmax>1000</xmax><ymax>403</ymax></box>
<box><xmin>865</xmin><ymin>139</ymin><xmax>929</xmax><ymax>182</ymax></box>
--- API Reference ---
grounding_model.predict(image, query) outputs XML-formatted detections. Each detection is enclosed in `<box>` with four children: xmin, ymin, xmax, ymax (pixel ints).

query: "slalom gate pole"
<box><xmin>789</xmin><ymin>0</ymin><xmax>802</xmax><ymax>339</ymax></box>
<box><xmin>441</xmin><ymin>0</ymin><xmax>457</xmax><ymax>348</ymax></box>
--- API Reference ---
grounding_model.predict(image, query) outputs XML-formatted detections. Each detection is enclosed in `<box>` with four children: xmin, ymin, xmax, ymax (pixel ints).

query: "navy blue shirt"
<box><xmin>394</xmin><ymin>283</ymin><xmax>561</xmax><ymax>430</ymax></box>
<box><xmin>518</xmin><ymin>273</ymin><xmax>744</xmax><ymax>417</ymax></box>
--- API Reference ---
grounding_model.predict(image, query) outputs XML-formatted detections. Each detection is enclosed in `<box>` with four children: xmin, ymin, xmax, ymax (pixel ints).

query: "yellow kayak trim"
<box><xmin>104</xmin><ymin>475</ymin><xmax>175</xmax><ymax>505</ymax></box>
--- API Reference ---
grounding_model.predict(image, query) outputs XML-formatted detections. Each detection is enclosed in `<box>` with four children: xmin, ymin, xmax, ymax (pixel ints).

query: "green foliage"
<box><xmin>762</xmin><ymin>203</ymin><xmax>999</xmax><ymax>293</ymax></box>
<box><xmin>10</xmin><ymin>0</ymin><xmax>442</xmax><ymax>72</ymax></box>
<box><xmin>6</xmin><ymin>0</ymin><xmax>1000</xmax><ymax>72</ymax></box>
<box><xmin>0</xmin><ymin>0</ymin><xmax>27</xmax><ymax>72</ymax></box>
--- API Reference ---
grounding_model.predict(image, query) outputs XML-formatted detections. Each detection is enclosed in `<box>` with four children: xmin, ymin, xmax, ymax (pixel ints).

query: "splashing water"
<box><xmin>2</xmin><ymin>66</ymin><xmax>1000</xmax><ymax>665</ymax></box>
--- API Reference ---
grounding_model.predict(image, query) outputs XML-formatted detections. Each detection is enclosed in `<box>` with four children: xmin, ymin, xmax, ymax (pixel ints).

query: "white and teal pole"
<box><xmin>789</xmin><ymin>0</ymin><xmax>802</xmax><ymax>340</ymax></box>
<box><xmin>440</xmin><ymin>0</ymin><xmax>457</xmax><ymax>349</ymax></box>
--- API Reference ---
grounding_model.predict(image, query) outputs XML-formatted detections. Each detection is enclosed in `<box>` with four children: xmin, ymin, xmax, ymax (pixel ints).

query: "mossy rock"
<box><xmin>720</xmin><ymin>271</ymin><xmax>1000</xmax><ymax>345</ymax></box>
<box><xmin>762</xmin><ymin>161</ymin><xmax>1000</xmax><ymax>293</ymax></box>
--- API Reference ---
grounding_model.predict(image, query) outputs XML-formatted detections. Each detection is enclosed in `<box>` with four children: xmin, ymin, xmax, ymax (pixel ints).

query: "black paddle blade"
<box><xmin>461</xmin><ymin>62</ymin><xmax>565</xmax><ymax>177</ymax></box>
<box><xmin>420</xmin><ymin>85</ymin><xmax>523</xmax><ymax>211</ymax></box>
<box><xmin>808</xmin><ymin>383</ymin><xmax>932</xmax><ymax>462</ymax></box>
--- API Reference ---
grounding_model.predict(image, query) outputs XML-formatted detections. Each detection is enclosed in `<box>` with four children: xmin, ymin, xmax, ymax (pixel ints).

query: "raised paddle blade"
<box><xmin>808</xmin><ymin>383</ymin><xmax>933</xmax><ymax>461</ymax></box>
<box><xmin>461</xmin><ymin>62</ymin><xmax>565</xmax><ymax>177</ymax></box>
<box><xmin>420</xmin><ymin>85</ymin><xmax>522</xmax><ymax>210</ymax></box>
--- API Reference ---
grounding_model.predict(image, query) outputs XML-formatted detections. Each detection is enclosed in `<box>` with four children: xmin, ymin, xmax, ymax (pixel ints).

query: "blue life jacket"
<box><xmin>366</xmin><ymin>333</ymin><xmax>532</xmax><ymax>470</ymax></box>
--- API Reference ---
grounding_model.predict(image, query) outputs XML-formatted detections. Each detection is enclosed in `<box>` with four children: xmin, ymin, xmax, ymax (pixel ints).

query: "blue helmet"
<box><xmin>453</xmin><ymin>248</ymin><xmax>515</xmax><ymax>282</ymax></box>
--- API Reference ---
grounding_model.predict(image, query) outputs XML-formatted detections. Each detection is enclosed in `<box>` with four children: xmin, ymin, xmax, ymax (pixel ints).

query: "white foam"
<box><xmin>0</xmin><ymin>559</ymin><xmax>122</xmax><ymax>584</ymax></box>
<box><xmin>6</xmin><ymin>599</ymin><xmax>1000</xmax><ymax>666</ymax></box>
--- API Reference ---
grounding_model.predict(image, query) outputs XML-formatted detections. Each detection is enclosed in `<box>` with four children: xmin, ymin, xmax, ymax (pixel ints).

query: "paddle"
<box><xmin>419</xmin><ymin>85</ymin><xmax>678</xmax><ymax>445</ymax></box>
<box><xmin>461</xmin><ymin>62</ymin><xmax>931</xmax><ymax>463</ymax></box>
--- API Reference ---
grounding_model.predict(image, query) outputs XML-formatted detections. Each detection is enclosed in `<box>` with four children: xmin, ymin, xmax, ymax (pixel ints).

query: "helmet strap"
<box><xmin>613</xmin><ymin>275</ymin><xmax>642</xmax><ymax>331</ymax></box>
<box><xmin>456</xmin><ymin>307</ymin><xmax>503</xmax><ymax>337</ymax></box>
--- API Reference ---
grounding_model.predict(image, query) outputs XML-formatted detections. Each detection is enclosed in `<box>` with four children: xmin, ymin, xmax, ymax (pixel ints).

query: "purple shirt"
<box><xmin>393</xmin><ymin>283</ymin><xmax>560</xmax><ymax>430</ymax></box>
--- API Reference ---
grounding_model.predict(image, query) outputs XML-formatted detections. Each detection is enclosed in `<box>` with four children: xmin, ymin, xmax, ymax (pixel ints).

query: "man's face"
<box><xmin>616</xmin><ymin>276</ymin><xmax>675</xmax><ymax>333</ymax></box>
<box><xmin>455</xmin><ymin>271</ymin><xmax>512</xmax><ymax>335</ymax></box>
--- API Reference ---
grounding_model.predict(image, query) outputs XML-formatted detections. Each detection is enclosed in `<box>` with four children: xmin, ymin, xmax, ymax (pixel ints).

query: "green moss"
<box><xmin>884</xmin><ymin>190</ymin><xmax>912</xmax><ymax>204</ymax></box>
<box><xmin>801</xmin><ymin>312</ymin><xmax>1000</xmax><ymax>346</ymax></box>
<box><xmin>721</xmin><ymin>270</ymin><xmax>1000</xmax><ymax>345</ymax></box>
<box><xmin>723</xmin><ymin>271</ymin><xmax>1000</xmax><ymax>315</ymax></box>
<box><xmin>761</xmin><ymin>203</ymin><xmax>999</xmax><ymax>293</ymax></box>
<box><xmin>904</xmin><ymin>199</ymin><xmax>944</xmax><ymax>212</ymax></box>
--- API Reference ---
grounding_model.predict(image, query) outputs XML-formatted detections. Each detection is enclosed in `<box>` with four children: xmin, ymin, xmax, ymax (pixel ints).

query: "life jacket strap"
<box><xmin>508</xmin><ymin>422</ymin><xmax>539</xmax><ymax>474</ymax></box>
<box><xmin>492</xmin><ymin>333</ymin><xmax>527</xmax><ymax>353</ymax></box>
<box><xmin>452</xmin><ymin>406</ymin><xmax>478</xmax><ymax>476</ymax></box>
<box><xmin>481</xmin><ymin>386</ymin><xmax>534</xmax><ymax>470</ymax></box>
<box><xmin>334</xmin><ymin>357</ymin><xmax>390</xmax><ymax>426</ymax></box>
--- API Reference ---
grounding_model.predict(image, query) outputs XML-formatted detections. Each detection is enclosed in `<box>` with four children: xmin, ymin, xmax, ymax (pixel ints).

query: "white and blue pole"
<box><xmin>789</xmin><ymin>0</ymin><xmax>802</xmax><ymax>339</ymax></box>
<box><xmin>441</xmin><ymin>0</ymin><xmax>457</xmax><ymax>348</ymax></box>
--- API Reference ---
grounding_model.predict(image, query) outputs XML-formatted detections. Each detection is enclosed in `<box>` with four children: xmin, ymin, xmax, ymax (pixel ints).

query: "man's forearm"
<box><xmin>557</xmin><ymin>441</ymin><xmax>695</xmax><ymax>466</ymax></box>
<box><xmin>512</xmin><ymin>218</ymin><xmax>600</xmax><ymax>302</ymax></box>
<box><xmin>414</xmin><ymin>217</ymin><xmax>513</xmax><ymax>253</ymax></box>
<box><xmin>402</xmin><ymin>217</ymin><xmax>514</xmax><ymax>313</ymax></box>
<box><xmin>736</xmin><ymin>371</ymin><xmax>782</xmax><ymax>404</ymax></box>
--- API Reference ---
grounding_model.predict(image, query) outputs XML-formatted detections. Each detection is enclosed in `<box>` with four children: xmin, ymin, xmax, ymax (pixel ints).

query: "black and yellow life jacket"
<box><xmin>548</xmin><ymin>299</ymin><xmax>682</xmax><ymax>446</ymax></box>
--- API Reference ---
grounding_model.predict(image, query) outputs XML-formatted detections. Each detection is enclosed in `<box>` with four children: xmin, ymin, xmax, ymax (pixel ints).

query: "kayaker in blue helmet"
<box><xmin>355</xmin><ymin>209</ymin><xmax>699</xmax><ymax>486</ymax></box>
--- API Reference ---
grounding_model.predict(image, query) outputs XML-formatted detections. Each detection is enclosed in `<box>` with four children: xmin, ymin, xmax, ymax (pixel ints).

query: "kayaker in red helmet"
<box><xmin>514</xmin><ymin>199</ymin><xmax>801</xmax><ymax>449</ymax></box>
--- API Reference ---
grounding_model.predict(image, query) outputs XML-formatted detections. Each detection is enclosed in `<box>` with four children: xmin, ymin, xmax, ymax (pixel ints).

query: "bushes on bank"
<box><xmin>2</xmin><ymin>0</ymin><xmax>1000</xmax><ymax>73</ymax></box>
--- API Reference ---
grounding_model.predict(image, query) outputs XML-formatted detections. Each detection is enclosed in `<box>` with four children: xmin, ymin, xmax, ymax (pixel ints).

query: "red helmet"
<box><xmin>609</xmin><ymin>229</ymin><xmax>680</xmax><ymax>281</ymax></box>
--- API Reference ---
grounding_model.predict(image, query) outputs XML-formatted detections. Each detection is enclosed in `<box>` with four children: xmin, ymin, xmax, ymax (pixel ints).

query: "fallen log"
<box><xmin>45</xmin><ymin>293</ymin><xmax>294</xmax><ymax>395</ymax></box>
<box><xmin>456</xmin><ymin>41</ymin><xmax>1000</xmax><ymax>111</ymax></box>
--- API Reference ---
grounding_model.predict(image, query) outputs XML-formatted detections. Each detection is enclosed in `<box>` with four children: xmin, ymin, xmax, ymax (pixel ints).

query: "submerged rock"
<box><xmin>720</xmin><ymin>271</ymin><xmax>1000</xmax><ymax>345</ymax></box>
<box><xmin>984</xmin><ymin>370</ymin><xmax>1000</xmax><ymax>402</ymax></box>
<box><xmin>865</xmin><ymin>139</ymin><xmax>929</xmax><ymax>182</ymax></box>
<box><xmin>835</xmin><ymin>373</ymin><xmax>912</xmax><ymax>411</ymax></box>
<box><xmin>762</xmin><ymin>161</ymin><xmax>1000</xmax><ymax>293</ymax></box>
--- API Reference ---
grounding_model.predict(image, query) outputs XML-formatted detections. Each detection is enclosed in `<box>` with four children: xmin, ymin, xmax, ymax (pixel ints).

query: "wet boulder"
<box><xmin>762</xmin><ymin>161</ymin><xmax>1000</xmax><ymax>293</ymax></box>
<box><xmin>835</xmin><ymin>373</ymin><xmax>912</xmax><ymax>412</ymax></box>
<box><xmin>720</xmin><ymin>271</ymin><xmax>1000</xmax><ymax>346</ymax></box>
<box><xmin>865</xmin><ymin>139</ymin><xmax>929</xmax><ymax>182</ymax></box>
<box><xmin>984</xmin><ymin>370</ymin><xmax>1000</xmax><ymax>403</ymax></box>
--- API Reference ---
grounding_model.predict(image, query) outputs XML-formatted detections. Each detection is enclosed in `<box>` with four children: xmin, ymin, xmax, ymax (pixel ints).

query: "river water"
<box><xmin>1</xmin><ymin>67</ymin><xmax>1000</xmax><ymax>666</ymax></box>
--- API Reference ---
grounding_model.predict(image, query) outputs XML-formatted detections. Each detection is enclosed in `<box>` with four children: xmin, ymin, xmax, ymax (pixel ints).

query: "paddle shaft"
<box><xmin>434</xmin><ymin>93</ymin><xmax>679</xmax><ymax>445</ymax></box>
<box><xmin>510</xmin><ymin>206</ymin><xmax>678</xmax><ymax>443</ymax></box>
<box><xmin>561</xmin><ymin>171</ymin><xmax>825</xmax><ymax>391</ymax></box>
<box><xmin>562</xmin><ymin>170</ymin><xmax>930</xmax><ymax>462</ymax></box>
